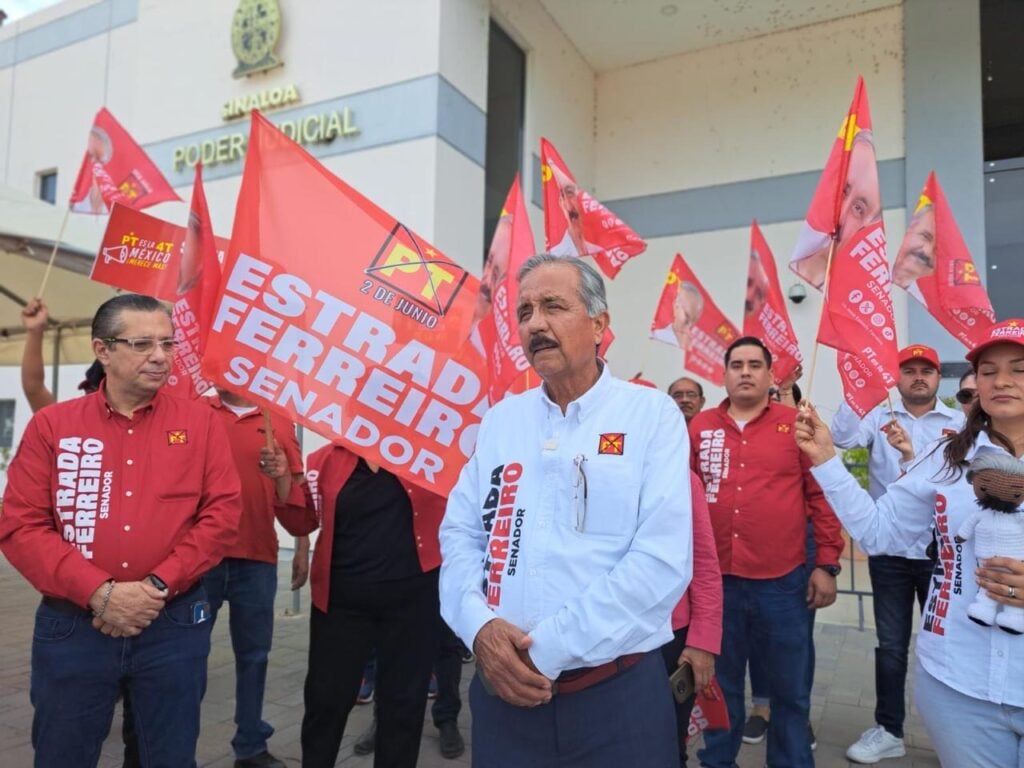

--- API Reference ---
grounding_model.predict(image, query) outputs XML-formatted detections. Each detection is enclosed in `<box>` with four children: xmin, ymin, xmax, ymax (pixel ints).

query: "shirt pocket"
<box><xmin>564</xmin><ymin>459</ymin><xmax>641</xmax><ymax>538</ymax></box>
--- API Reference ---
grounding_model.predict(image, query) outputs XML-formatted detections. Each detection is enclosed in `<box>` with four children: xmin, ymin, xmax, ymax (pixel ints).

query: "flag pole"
<box><xmin>262</xmin><ymin>408</ymin><xmax>275</xmax><ymax>451</ymax></box>
<box><xmin>803</xmin><ymin>236</ymin><xmax>839</xmax><ymax>405</ymax></box>
<box><xmin>37</xmin><ymin>207</ymin><xmax>72</xmax><ymax>298</ymax></box>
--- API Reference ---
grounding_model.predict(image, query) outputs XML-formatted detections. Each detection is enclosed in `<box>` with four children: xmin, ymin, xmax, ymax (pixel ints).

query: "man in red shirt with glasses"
<box><xmin>0</xmin><ymin>293</ymin><xmax>242</xmax><ymax>768</ymax></box>
<box><xmin>690</xmin><ymin>336</ymin><xmax>842</xmax><ymax>768</ymax></box>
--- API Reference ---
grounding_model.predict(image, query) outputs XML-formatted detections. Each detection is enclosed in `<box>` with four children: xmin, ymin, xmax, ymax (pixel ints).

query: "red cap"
<box><xmin>898</xmin><ymin>344</ymin><xmax>940</xmax><ymax>370</ymax></box>
<box><xmin>966</xmin><ymin>319</ymin><xmax>1024</xmax><ymax>365</ymax></box>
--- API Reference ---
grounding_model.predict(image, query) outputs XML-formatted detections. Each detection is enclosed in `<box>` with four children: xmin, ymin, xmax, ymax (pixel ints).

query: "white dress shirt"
<box><xmin>812</xmin><ymin>433</ymin><xmax>1024</xmax><ymax>707</ymax></box>
<box><xmin>830</xmin><ymin>398</ymin><xmax>964</xmax><ymax>558</ymax></box>
<box><xmin>439</xmin><ymin>365</ymin><xmax>693</xmax><ymax>679</ymax></box>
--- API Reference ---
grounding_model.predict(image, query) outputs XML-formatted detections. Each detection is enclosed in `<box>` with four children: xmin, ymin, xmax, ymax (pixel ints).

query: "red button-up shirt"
<box><xmin>689</xmin><ymin>400</ymin><xmax>842</xmax><ymax>579</ymax></box>
<box><xmin>209</xmin><ymin>399</ymin><xmax>314</xmax><ymax>563</ymax></box>
<box><xmin>0</xmin><ymin>387</ymin><xmax>242</xmax><ymax>607</ymax></box>
<box><xmin>306</xmin><ymin>444</ymin><xmax>445</xmax><ymax>613</ymax></box>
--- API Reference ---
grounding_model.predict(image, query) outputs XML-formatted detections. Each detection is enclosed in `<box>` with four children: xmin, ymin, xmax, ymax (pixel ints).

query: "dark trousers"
<box><xmin>301</xmin><ymin>570</ymin><xmax>441</xmax><ymax>768</ymax></box>
<box><xmin>203</xmin><ymin>557</ymin><xmax>278</xmax><ymax>759</ymax></box>
<box><xmin>30</xmin><ymin>588</ymin><xmax>213</xmax><ymax>768</ymax></box>
<box><xmin>868</xmin><ymin>554</ymin><xmax>933</xmax><ymax>739</ymax></box>
<box><xmin>432</xmin><ymin>621</ymin><xmax>463</xmax><ymax>727</ymax></box>
<box><xmin>699</xmin><ymin>567</ymin><xmax>813</xmax><ymax>768</ymax></box>
<box><xmin>660</xmin><ymin>626</ymin><xmax>695</xmax><ymax>767</ymax></box>
<box><xmin>470</xmin><ymin>650</ymin><xmax>677</xmax><ymax>768</ymax></box>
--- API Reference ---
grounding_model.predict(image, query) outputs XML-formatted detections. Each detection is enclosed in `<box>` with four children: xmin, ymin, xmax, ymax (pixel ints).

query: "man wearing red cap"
<box><xmin>830</xmin><ymin>343</ymin><xmax>964</xmax><ymax>764</ymax></box>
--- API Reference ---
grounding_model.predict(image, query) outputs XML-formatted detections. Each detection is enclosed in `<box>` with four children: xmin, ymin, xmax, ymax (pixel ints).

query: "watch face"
<box><xmin>231</xmin><ymin>0</ymin><xmax>282</xmax><ymax>75</ymax></box>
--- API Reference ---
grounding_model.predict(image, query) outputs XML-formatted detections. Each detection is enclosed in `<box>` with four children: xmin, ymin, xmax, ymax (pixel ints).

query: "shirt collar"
<box><xmin>94</xmin><ymin>378</ymin><xmax>160</xmax><ymax>420</ymax></box>
<box><xmin>715</xmin><ymin>397</ymin><xmax>773</xmax><ymax>425</ymax></box>
<box><xmin>538</xmin><ymin>360</ymin><xmax>611</xmax><ymax>422</ymax></box>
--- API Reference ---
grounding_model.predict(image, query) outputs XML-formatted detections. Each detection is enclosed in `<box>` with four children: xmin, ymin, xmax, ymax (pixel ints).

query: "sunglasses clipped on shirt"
<box><xmin>955</xmin><ymin>387</ymin><xmax>978</xmax><ymax>405</ymax></box>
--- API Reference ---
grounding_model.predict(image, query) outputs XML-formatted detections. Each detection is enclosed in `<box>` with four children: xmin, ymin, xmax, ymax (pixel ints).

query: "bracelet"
<box><xmin>94</xmin><ymin>580</ymin><xmax>115</xmax><ymax>619</ymax></box>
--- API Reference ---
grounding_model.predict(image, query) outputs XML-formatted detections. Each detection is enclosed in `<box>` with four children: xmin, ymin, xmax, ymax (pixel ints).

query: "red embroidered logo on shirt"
<box><xmin>598</xmin><ymin>433</ymin><xmax>625</xmax><ymax>455</ymax></box>
<box><xmin>167</xmin><ymin>430</ymin><xmax>188</xmax><ymax>445</ymax></box>
<box><xmin>777</xmin><ymin>423</ymin><xmax>792</xmax><ymax>434</ymax></box>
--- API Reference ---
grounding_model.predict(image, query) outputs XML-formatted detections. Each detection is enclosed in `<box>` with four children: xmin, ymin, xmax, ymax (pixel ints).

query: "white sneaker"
<box><xmin>846</xmin><ymin>725</ymin><xmax>907</xmax><ymax>764</ymax></box>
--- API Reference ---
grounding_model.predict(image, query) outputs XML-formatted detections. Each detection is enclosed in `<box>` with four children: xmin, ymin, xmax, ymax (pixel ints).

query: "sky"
<box><xmin>2</xmin><ymin>0</ymin><xmax>63</xmax><ymax>23</ymax></box>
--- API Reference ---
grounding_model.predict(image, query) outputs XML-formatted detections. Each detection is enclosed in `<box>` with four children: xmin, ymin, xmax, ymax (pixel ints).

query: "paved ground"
<box><xmin>0</xmin><ymin>554</ymin><xmax>939</xmax><ymax>767</ymax></box>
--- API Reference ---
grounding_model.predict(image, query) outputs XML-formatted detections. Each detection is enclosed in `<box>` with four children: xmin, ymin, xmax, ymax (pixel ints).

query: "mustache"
<box><xmin>528</xmin><ymin>335</ymin><xmax>559</xmax><ymax>353</ymax></box>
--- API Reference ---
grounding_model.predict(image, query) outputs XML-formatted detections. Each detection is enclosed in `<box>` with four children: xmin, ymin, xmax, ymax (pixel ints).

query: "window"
<box><xmin>37</xmin><ymin>170</ymin><xmax>57</xmax><ymax>204</ymax></box>
<box><xmin>0</xmin><ymin>400</ymin><xmax>14</xmax><ymax>449</ymax></box>
<box><xmin>483</xmin><ymin>21</ymin><xmax>526</xmax><ymax>263</ymax></box>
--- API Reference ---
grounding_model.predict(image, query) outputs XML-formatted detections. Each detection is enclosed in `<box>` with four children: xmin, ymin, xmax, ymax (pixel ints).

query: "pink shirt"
<box><xmin>671</xmin><ymin>471</ymin><xmax>723</xmax><ymax>655</ymax></box>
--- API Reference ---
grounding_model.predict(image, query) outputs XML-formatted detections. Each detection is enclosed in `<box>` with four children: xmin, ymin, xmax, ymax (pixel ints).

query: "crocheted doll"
<box><xmin>955</xmin><ymin>452</ymin><xmax>1024</xmax><ymax>635</ymax></box>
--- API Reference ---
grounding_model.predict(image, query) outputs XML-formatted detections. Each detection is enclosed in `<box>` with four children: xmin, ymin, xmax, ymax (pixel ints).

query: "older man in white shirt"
<box><xmin>440</xmin><ymin>253</ymin><xmax>693</xmax><ymax>767</ymax></box>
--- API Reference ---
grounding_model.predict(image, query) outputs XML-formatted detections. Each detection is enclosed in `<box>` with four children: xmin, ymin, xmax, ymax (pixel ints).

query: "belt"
<box><xmin>41</xmin><ymin>581</ymin><xmax>202</xmax><ymax>617</ymax></box>
<box><xmin>553</xmin><ymin>652</ymin><xmax>645</xmax><ymax>695</ymax></box>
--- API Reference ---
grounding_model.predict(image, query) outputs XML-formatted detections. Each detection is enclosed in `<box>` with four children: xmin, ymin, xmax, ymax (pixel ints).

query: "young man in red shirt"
<box><xmin>690</xmin><ymin>336</ymin><xmax>843</xmax><ymax>768</ymax></box>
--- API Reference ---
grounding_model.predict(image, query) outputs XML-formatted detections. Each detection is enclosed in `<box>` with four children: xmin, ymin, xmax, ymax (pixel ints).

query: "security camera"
<box><xmin>788</xmin><ymin>283</ymin><xmax>808</xmax><ymax>304</ymax></box>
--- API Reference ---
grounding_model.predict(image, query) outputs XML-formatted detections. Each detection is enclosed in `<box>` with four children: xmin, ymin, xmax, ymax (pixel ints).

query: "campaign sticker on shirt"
<box><xmin>598</xmin><ymin>433</ymin><xmax>625</xmax><ymax>455</ymax></box>
<box><xmin>167</xmin><ymin>430</ymin><xmax>189</xmax><ymax>445</ymax></box>
<box><xmin>777</xmin><ymin>423</ymin><xmax>792</xmax><ymax>433</ymax></box>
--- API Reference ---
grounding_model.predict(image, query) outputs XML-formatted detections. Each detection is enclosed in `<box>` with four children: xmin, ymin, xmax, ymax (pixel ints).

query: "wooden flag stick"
<box><xmin>803</xmin><ymin>236</ymin><xmax>839</xmax><ymax>405</ymax></box>
<box><xmin>262</xmin><ymin>408</ymin><xmax>275</xmax><ymax>451</ymax></box>
<box><xmin>37</xmin><ymin>207</ymin><xmax>72</xmax><ymax>299</ymax></box>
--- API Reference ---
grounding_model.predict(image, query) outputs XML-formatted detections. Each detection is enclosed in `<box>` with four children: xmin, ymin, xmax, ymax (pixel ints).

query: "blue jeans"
<box><xmin>913</xmin><ymin>660</ymin><xmax>1024</xmax><ymax>767</ymax></box>
<box><xmin>470</xmin><ymin>651</ymin><xmax>677</xmax><ymax>767</ymax></box>
<box><xmin>699</xmin><ymin>567</ymin><xmax>812</xmax><ymax>768</ymax></box>
<box><xmin>30</xmin><ymin>588</ymin><xmax>212</xmax><ymax>768</ymax></box>
<box><xmin>868</xmin><ymin>554</ymin><xmax>933</xmax><ymax>738</ymax></box>
<box><xmin>203</xmin><ymin>558</ymin><xmax>278</xmax><ymax>759</ymax></box>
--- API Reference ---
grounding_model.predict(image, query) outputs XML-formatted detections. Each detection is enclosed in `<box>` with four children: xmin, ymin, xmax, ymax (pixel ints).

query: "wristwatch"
<box><xmin>816</xmin><ymin>564</ymin><xmax>842</xmax><ymax>577</ymax></box>
<box><xmin>148</xmin><ymin>574</ymin><xmax>168</xmax><ymax>591</ymax></box>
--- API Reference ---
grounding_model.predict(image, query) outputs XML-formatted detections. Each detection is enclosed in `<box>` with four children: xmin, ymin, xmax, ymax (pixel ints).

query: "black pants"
<box><xmin>301</xmin><ymin>570</ymin><xmax>441</xmax><ymax>768</ymax></box>
<box><xmin>432</xmin><ymin>621</ymin><xmax>463</xmax><ymax>727</ymax></box>
<box><xmin>660</xmin><ymin>626</ymin><xmax>695</xmax><ymax>768</ymax></box>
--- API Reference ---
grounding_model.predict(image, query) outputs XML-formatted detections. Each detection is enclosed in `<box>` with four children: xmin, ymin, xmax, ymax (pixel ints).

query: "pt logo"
<box><xmin>366</xmin><ymin>222</ymin><xmax>469</xmax><ymax>316</ymax></box>
<box><xmin>598</xmin><ymin>433</ymin><xmax>625</xmax><ymax>456</ymax></box>
<box><xmin>167</xmin><ymin>430</ymin><xmax>189</xmax><ymax>445</ymax></box>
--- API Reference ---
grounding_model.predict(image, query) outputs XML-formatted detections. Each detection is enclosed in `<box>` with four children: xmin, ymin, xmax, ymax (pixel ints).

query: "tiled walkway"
<box><xmin>0</xmin><ymin>556</ymin><xmax>939</xmax><ymax>767</ymax></box>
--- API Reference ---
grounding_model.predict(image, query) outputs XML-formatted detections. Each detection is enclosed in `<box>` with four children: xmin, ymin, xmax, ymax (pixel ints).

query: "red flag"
<box><xmin>818</xmin><ymin>222</ymin><xmax>900</xmax><ymax>417</ymax></box>
<box><xmin>743</xmin><ymin>221</ymin><xmax>802</xmax><ymax>383</ymax></box>
<box><xmin>650</xmin><ymin>254</ymin><xmax>740</xmax><ymax>386</ymax></box>
<box><xmin>166</xmin><ymin>164</ymin><xmax>221</xmax><ymax>398</ymax></box>
<box><xmin>541</xmin><ymin>138</ymin><xmax>646</xmax><ymax>279</ymax></box>
<box><xmin>90</xmin><ymin>204</ymin><xmax>230</xmax><ymax>302</ymax></box>
<box><xmin>475</xmin><ymin>176</ymin><xmax>535</xmax><ymax>403</ymax></box>
<box><xmin>70</xmin><ymin>108</ymin><xmax>180</xmax><ymax>214</ymax></box>
<box><xmin>687</xmin><ymin>679</ymin><xmax>731</xmax><ymax>744</ymax></box>
<box><xmin>203</xmin><ymin>111</ymin><xmax>485</xmax><ymax>495</ymax></box>
<box><xmin>790</xmin><ymin>77</ymin><xmax>882</xmax><ymax>290</ymax></box>
<box><xmin>893</xmin><ymin>172</ymin><xmax>995</xmax><ymax>348</ymax></box>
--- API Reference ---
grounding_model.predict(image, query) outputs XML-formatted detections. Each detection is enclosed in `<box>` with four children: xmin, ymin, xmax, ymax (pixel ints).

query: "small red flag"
<box><xmin>70</xmin><ymin>108</ymin><xmax>180</xmax><ymax>214</ymax></box>
<box><xmin>650</xmin><ymin>254</ymin><xmax>740</xmax><ymax>387</ymax></box>
<box><xmin>687</xmin><ymin>679</ymin><xmax>731</xmax><ymax>744</ymax></box>
<box><xmin>475</xmin><ymin>175</ymin><xmax>535</xmax><ymax>404</ymax></box>
<box><xmin>893</xmin><ymin>172</ymin><xmax>995</xmax><ymax>348</ymax></box>
<box><xmin>790</xmin><ymin>77</ymin><xmax>882</xmax><ymax>290</ymax></box>
<box><xmin>540</xmin><ymin>138</ymin><xmax>646</xmax><ymax>279</ymax></box>
<box><xmin>743</xmin><ymin>221</ymin><xmax>802</xmax><ymax>383</ymax></box>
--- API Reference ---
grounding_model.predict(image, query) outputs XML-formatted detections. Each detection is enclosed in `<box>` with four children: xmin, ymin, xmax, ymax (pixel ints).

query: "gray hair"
<box><xmin>91</xmin><ymin>294</ymin><xmax>170</xmax><ymax>340</ymax></box>
<box><xmin>517</xmin><ymin>253</ymin><xmax>608</xmax><ymax>318</ymax></box>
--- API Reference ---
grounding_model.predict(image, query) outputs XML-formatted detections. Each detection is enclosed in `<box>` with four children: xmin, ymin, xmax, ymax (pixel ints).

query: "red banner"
<box><xmin>687</xmin><ymin>679</ymin><xmax>731</xmax><ymax>744</ymax></box>
<box><xmin>743</xmin><ymin>221</ymin><xmax>802</xmax><ymax>383</ymax></box>
<box><xmin>894</xmin><ymin>172</ymin><xmax>995</xmax><ymax>348</ymax></box>
<box><xmin>541</xmin><ymin>138</ymin><xmax>646</xmax><ymax>279</ymax></box>
<box><xmin>475</xmin><ymin>175</ymin><xmax>535</xmax><ymax>404</ymax></box>
<box><xmin>91</xmin><ymin>204</ymin><xmax>230</xmax><ymax>302</ymax></box>
<box><xmin>167</xmin><ymin>165</ymin><xmax>221</xmax><ymax>398</ymax></box>
<box><xmin>70</xmin><ymin>107</ymin><xmax>180</xmax><ymax>214</ymax></box>
<box><xmin>650</xmin><ymin>254</ymin><xmax>740</xmax><ymax>386</ymax></box>
<box><xmin>203</xmin><ymin>111</ymin><xmax>485</xmax><ymax>495</ymax></box>
<box><xmin>790</xmin><ymin>77</ymin><xmax>882</xmax><ymax>290</ymax></box>
<box><xmin>818</xmin><ymin>222</ymin><xmax>900</xmax><ymax>416</ymax></box>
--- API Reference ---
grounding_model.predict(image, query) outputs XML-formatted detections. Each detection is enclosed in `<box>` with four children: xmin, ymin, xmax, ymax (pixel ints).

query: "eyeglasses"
<box><xmin>573</xmin><ymin>454</ymin><xmax>588</xmax><ymax>532</ymax></box>
<box><xmin>674</xmin><ymin>391</ymin><xmax>703</xmax><ymax>400</ymax></box>
<box><xmin>955</xmin><ymin>387</ymin><xmax>978</xmax><ymax>405</ymax></box>
<box><xmin>103</xmin><ymin>337</ymin><xmax>179</xmax><ymax>354</ymax></box>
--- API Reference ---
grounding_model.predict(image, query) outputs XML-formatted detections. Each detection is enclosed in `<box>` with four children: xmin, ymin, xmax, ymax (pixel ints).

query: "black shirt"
<box><xmin>330</xmin><ymin>459</ymin><xmax>421</xmax><ymax>582</ymax></box>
